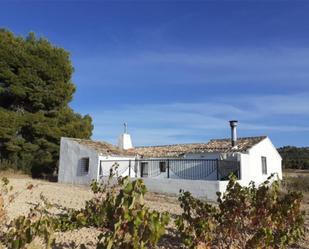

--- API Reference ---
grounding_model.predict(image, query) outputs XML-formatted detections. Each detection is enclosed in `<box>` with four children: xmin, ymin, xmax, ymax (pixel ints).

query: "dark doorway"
<box><xmin>141</xmin><ymin>162</ymin><xmax>148</xmax><ymax>177</ymax></box>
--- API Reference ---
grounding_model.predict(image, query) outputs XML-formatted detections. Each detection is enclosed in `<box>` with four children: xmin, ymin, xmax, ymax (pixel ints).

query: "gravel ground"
<box><xmin>1</xmin><ymin>177</ymin><xmax>183</xmax><ymax>249</ymax></box>
<box><xmin>1</xmin><ymin>176</ymin><xmax>308</xmax><ymax>249</ymax></box>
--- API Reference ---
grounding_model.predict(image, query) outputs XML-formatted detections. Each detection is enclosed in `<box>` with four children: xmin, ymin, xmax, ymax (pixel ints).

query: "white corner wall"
<box><xmin>239</xmin><ymin>153</ymin><xmax>251</xmax><ymax>186</ymax></box>
<box><xmin>245</xmin><ymin>137</ymin><xmax>282</xmax><ymax>186</ymax></box>
<box><xmin>58</xmin><ymin>138</ymin><xmax>99</xmax><ymax>185</ymax></box>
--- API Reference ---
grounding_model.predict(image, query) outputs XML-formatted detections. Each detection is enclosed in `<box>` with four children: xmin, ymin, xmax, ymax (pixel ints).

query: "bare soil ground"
<box><xmin>1</xmin><ymin>175</ymin><xmax>183</xmax><ymax>249</ymax></box>
<box><xmin>1</xmin><ymin>171</ymin><xmax>308</xmax><ymax>249</ymax></box>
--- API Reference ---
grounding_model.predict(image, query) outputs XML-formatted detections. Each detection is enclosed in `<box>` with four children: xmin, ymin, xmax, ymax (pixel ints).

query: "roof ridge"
<box><xmin>64</xmin><ymin>137</ymin><xmax>135</xmax><ymax>156</ymax></box>
<box><xmin>135</xmin><ymin>143</ymin><xmax>208</xmax><ymax>149</ymax></box>
<box><xmin>66</xmin><ymin>137</ymin><xmax>116</xmax><ymax>147</ymax></box>
<box><xmin>210</xmin><ymin>136</ymin><xmax>267</xmax><ymax>142</ymax></box>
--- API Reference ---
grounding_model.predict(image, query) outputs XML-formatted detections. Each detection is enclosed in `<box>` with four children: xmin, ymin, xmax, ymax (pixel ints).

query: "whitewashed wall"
<box><xmin>99</xmin><ymin>156</ymin><xmax>137</xmax><ymax>179</ymax></box>
<box><xmin>246</xmin><ymin>137</ymin><xmax>282</xmax><ymax>185</ymax></box>
<box><xmin>135</xmin><ymin>177</ymin><xmax>221</xmax><ymax>201</ymax></box>
<box><xmin>58</xmin><ymin>138</ymin><xmax>99</xmax><ymax>185</ymax></box>
<box><xmin>218</xmin><ymin>138</ymin><xmax>282</xmax><ymax>190</ymax></box>
<box><xmin>239</xmin><ymin>153</ymin><xmax>250</xmax><ymax>185</ymax></box>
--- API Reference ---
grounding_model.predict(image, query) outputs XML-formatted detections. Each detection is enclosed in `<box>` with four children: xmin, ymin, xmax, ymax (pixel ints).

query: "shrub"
<box><xmin>1</xmin><ymin>192</ymin><xmax>56</xmax><ymax>249</ymax></box>
<box><xmin>1</xmin><ymin>167</ymin><xmax>170</xmax><ymax>249</ymax></box>
<box><xmin>0</xmin><ymin>177</ymin><xmax>10</xmax><ymax>226</ymax></box>
<box><xmin>0</xmin><ymin>177</ymin><xmax>15</xmax><ymax>227</ymax></box>
<box><xmin>176</xmin><ymin>175</ymin><xmax>305</xmax><ymax>249</ymax></box>
<box><xmin>96</xmin><ymin>177</ymin><xmax>170</xmax><ymax>249</ymax></box>
<box><xmin>55</xmin><ymin>172</ymin><xmax>170</xmax><ymax>249</ymax></box>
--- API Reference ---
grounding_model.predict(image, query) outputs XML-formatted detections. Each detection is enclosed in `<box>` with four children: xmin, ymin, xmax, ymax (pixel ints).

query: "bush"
<box><xmin>1</xmin><ymin>167</ymin><xmax>170</xmax><ymax>249</ymax></box>
<box><xmin>176</xmin><ymin>175</ymin><xmax>305</xmax><ymax>249</ymax></box>
<box><xmin>55</xmin><ymin>172</ymin><xmax>170</xmax><ymax>249</ymax></box>
<box><xmin>0</xmin><ymin>177</ymin><xmax>10</xmax><ymax>226</ymax></box>
<box><xmin>95</xmin><ymin>177</ymin><xmax>170</xmax><ymax>249</ymax></box>
<box><xmin>3</xmin><ymin>196</ymin><xmax>56</xmax><ymax>249</ymax></box>
<box><xmin>1</xmin><ymin>171</ymin><xmax>305</xmax><ymax>249</ymax></box>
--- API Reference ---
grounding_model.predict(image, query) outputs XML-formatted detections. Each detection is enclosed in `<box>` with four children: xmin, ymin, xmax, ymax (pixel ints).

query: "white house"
<box><xmin>58</xmin><ymin>121</ymin><xmax>282</xmax><ymax>201</ymax></box>
<box><xmin>58</xmin><ymin>137</ymin><xmax>136</xmax><ymax>185</ymax></box>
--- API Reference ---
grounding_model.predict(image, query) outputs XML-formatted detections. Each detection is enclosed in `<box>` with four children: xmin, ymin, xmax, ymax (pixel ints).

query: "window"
<box><xmin>261</xmin><ymin>156</ymin><xmax>267</xmax><ymax>175</ymax></box>
<box><xmin>99</xmin><ymin>161</ymin><xmax>103</xmax><ymax>176</ymax></box>
<box><xmin>141</xmin><ymin>162</ymin><xmax>148</xmax><ymax>177</ymax></box>
<box><xmin>159</xmin><ymin>161</ymin><xmax>166</xmax><ymax>172</ymax></box>
<box><xmin>81</xmin><ymin>157</ymin><xmax>90</xmax><ymax>174</ymax></box>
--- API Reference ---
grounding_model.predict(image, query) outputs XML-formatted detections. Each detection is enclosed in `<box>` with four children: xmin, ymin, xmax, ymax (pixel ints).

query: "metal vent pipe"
<box><xmin>229</xmin><ymin>120</ymin><xmax>238</xmax><ymax>147</ymax></box>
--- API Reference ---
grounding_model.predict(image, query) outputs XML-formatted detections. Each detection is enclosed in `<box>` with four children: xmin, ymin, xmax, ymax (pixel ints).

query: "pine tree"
<box><xmin>0</xmin><ymin>29</ymin><xmax>93</xmax><ymax>177</ymax></box>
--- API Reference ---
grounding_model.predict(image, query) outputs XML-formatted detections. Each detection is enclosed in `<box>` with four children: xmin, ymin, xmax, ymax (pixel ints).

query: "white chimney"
<box><xmin>229</xmin><ymin>120</ymin><xmax>238</xmax><ymax>147</ymax></box>
<box><xmin>118</xmin><ymin>123</ymin><xmax>133</xmax><ymax>150</ymax></box>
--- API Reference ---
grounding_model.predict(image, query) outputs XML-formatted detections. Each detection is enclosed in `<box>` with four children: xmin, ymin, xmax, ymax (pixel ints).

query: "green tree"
<box><xmin>0</xmin><ymin>29</ymin><xmax>93</xmax><ymax>177</ymax></box>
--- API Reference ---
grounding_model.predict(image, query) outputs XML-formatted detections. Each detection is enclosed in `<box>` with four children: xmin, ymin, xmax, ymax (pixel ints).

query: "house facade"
<box><xmin>58</xmin><ymin>121</ymin><xmax>282</xmax><ymax>201</ymax></box>
<box><xmin>58</xmin><ymin>138</ymin><xmax>136</xmax><ymax>185</ymax></box>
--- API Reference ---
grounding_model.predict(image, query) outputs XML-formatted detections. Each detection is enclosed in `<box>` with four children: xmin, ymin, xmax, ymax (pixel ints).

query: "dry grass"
<box><xmin>283</xmin><ymin>170</ymin><xmax>309</xmax><ymax>249</ymax></box>
<box><xmin>282</xmin><ymin>170</ymin><xmax>309</xmax><ymax>193</ymax></box>
<box><xmin>0</xmin><ymin>169</ymin><xmax>30</xmax><ymax>179</ymax></box>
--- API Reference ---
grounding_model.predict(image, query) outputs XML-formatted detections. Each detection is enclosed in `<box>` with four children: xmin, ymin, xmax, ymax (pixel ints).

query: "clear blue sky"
<box><xmin>2</xmin><ymin>1</ymin><xmax>309</xmax><ymax>147</ymax></box>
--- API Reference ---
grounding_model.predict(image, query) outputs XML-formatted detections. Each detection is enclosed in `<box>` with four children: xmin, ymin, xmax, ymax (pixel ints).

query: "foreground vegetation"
<box><xmin>0</xmin><ymin>169</ymin><xmax>305</xmax><ymax>249</ymax></box>
<box><xmin>177</xmin><ymin>176</ymin><xmax>304</xmax><ymax>248</ymax></box>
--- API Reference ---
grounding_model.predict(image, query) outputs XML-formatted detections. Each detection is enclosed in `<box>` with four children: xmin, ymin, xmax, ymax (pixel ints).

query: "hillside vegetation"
<box><xmin>278</xmin><ymin>146</ymin><xmax>309</xmax><ymax>170</ymax></box>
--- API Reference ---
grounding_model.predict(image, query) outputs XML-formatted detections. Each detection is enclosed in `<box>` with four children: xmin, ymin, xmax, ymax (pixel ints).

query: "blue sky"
<box><xmin>1</xmin><ymin>1</ymin><xmax>309</xmax><ymax>147</ymax></box>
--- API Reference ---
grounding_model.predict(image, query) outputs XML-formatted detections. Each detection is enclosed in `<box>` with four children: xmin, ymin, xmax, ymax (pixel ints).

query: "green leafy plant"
<box><xmin>176</xmin><ymin>175</ymin><xmax>305</xmax><ymax>249</ymax></box>
<box><xmin>96</xmin><ymin>176</ymin><xmax>170</xmax><ymax>249</ymax></box>
<box><xmin>1</xmin><ymin>165</ymin><xmax>170</xmax><ymax>249</ymax></box>
<box><xmin>55</xmin><ymin>166</ymin><xmax>170</xmax><ymax>249</ymax></box>
<box><xmin>2</xmin><ymin>194</ymin><xmax>56</xmax><ymax>249</ymax></box>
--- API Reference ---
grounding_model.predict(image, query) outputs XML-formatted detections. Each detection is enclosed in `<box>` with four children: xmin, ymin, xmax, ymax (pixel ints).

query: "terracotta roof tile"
<box><xmin>65</xmin><ymin>136</ymin><xmax>267</xmax><ymax>158</ymax></box>
<box><xmin>132</xmin><ymin>136</ymin><xmax>267</xmax><ymax>158</ymax></box>
<box><xmin>69</xmin><ymin>138</ymin><xmax>135</xmax><ymax>156</ymax></box>
<box><xmin>202</xmin><ymin>136</ymin><xmax>267</xmax><ymax>153</ymax></box>
<box><xmin>131</xmin><ymin>143</ymin><xmax>209</xmax><ymax>158</ymax></box>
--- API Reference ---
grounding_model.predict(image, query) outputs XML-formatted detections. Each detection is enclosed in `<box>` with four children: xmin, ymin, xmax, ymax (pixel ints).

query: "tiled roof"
<box><xmin>131</xmin><ymin>136</ymin><xmax>267</xmax><ymax>158</ymax></box>
<box><xmin>65</xmin><ymin>136</ymin><xmax>267</xmax><ymax>158</ymax></box>
<box><xmin>202</xmin><ymin>136</ymin><xmax>267</xmax><ymax>153</ymax></box>
<box><xmin>129</xmin><ymin>143</ymin><xmax>209</xmax><ymax>158</ymax></box>
<box><xmin>68</xmin><ymin>138</ymin><xmax>135</xmax><ymax>156</ymax></box>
